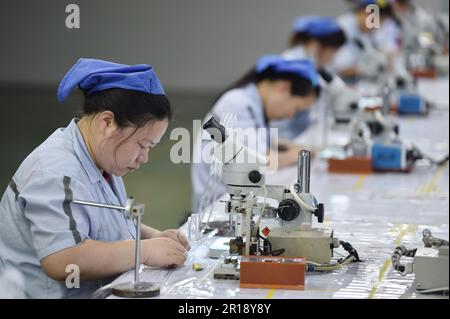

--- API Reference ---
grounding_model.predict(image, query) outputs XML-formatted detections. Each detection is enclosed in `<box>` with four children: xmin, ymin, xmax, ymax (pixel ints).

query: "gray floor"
<box><xmin>0</xmin><ymin>85</ymin><xmax>217</xmax><ymax>230</ymax></box>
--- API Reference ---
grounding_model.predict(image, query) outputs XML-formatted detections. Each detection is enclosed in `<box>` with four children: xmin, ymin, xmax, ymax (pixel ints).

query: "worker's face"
<box><xmin>266</xmin><ymin>81</ymin><xmax>316</xmax><ymax>120</ymax></box>
<box><xmin>317</xmin><ymin>46</ymin><xmax>339</xmax><ymax>67</ymax></box>
<box><xmin>99</xmin><ymin>119</ymin><xmax>169</xmax><ymax>176</ymax></box>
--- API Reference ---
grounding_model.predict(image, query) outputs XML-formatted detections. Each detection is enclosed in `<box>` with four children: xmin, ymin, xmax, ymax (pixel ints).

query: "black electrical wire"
<box><xmin>391</xmin><ymin>245</ymin><xmax>417</xmax><ymax>275</ymax></box>
<box><xmin>257</xmin><ymin>230</ymin><xmax>360</xmax><ymax>269</ymax></box>
<box><xmin>339</xmin><ymin>240</ymin><xmax>361</xmax><ymax>262</ymax></box>
<box><xmin>271</xmin><ymin>249</ymin><xmax>286</xmax><ymax>256</ymax></box>
<box><xmin>409</xmin><ymin>144</ymin><xmax>449</xmax><ymax>166</ymax></box>
<box><xmin>258</xmin><ymin>233</ymin><xmax>286</xmax><ymax>257</ymax></box>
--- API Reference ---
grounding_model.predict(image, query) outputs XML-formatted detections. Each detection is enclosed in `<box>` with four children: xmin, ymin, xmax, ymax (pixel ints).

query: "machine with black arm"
<box><xmin>319</xmin><ymin>68</ymin><xmax>360</xmax><ymax>125</ymax></box>
<box><xmin>202</xmin><ymin>117</ymin><xmax>360</xmax><ymax>283</ymax></box>
<box><xmin>327</xmin><ymin>96</ymin><xmax>449</xmax><ymax>174</ymax></box>
<box><xmin>353</xmin><ymin>38</ymin><xmax>434</xmax><ymax>117</ymax></box>
<box><xmin>392</xmin><ymin>229</ymin><xmax>449</xmax><ymax>293</ymax></box>
<box><xmin>404</xmin><ymin>29</ymin><xmax>449</xmax><ymax>79</ymax></box>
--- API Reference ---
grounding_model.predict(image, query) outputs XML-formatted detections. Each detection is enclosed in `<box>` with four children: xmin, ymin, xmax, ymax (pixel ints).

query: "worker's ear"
<box><xmin>98</xmin><ymin>111</ymin><xmax>117</xmax><ymax>136</ymax></box>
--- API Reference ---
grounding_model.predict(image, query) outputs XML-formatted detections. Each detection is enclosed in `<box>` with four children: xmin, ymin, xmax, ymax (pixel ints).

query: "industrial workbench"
<box><xmin>109</xmin><ymin>77</ymin><xmax>449</xmax><ymax>299</ymax></box>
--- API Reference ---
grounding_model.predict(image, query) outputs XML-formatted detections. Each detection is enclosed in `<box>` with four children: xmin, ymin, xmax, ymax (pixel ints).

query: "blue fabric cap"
<box><xmin>255</xmin><ymin>55</ymin><xmax>320</xmax><ymax>87</ymax></box>
<box><xmin>293</xmin><ymin>16</ymin><xmax>341</xmax><ymax>37</ymax></box>
<box><xmin>57</xmin><ymin>58</ymin><xmax>165</xmax><ymax>102</ymax></box>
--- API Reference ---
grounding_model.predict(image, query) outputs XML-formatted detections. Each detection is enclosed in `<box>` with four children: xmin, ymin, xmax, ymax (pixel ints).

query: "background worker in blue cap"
<box><xmin>332</xmin><ymin>0</ymin><xmax>402</xmax><ymax>80</ymax></box>
<box><xmin>272</xmin><ymin>16</ymin><xmax>359</xmax><ymax>138</ymax></box>
<box><xmin>0</xmin><ymin>58</ymin><xmax>190</xmax><ymax>298</ymax></box>
<box><xmin>191</xmin><ymin>55</ymin><xmax>320</xmax><ymax>211</ymax></box>
<box><xmin>283</xmin><ymin>16</ymin><xmax>348</xmax><ymax>67</ymax></box>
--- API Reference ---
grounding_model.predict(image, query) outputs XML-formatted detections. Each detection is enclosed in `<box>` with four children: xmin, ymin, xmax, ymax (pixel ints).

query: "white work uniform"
<box><xmin>191</xmin><ymin>83</ymin><xmax>270</xmax><ymax>211</ymax></box>
<box><xmin>0</xmin><ymin>119</ymin><xmax>136</xmax><ymax>298</ymax></box>
<box><xmin>332</xmin><ymin>13</ymin><xmax>401</xmax><ymax>72</ymax></box>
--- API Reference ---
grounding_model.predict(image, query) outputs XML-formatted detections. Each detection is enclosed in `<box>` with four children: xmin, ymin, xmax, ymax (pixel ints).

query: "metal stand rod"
<box><xmin>73</xmin><ymin>198</ymin><xmax>141</xmax><ymax>283</ymax></box>
<box><xmin>245</xmin><ymin>206</ymin><xmax>251</xmax><ymax>256</ymax></box>
<box><xmin>73</xmin><ymin>199</ymin><xmax>125</xmax><ymax>211</ymax></box>
<box><xmin>134</xmin><ymin>212</ymin><xmax>142</xmax><ymax>283</ymax></box>
<box><xmin>298</xmin><ymin>150</ymin><xmax>311</xmax><ymax>194</ymax></box>
<box><xmin>73</xmin><ymin>198</ymin><xmax>162</xmax><ymax>298</ymax></box>
<box><xmin>321</xmin><ymin>101</ymin><xmax>329</xmax><ymax>149</ymax></box>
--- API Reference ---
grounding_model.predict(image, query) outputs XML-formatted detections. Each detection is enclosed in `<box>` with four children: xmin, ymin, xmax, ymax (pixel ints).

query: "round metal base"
<box><xmin>111</xmin><ymin>282</ymin><xmax>161</xmax><ymax>298</ymax></box>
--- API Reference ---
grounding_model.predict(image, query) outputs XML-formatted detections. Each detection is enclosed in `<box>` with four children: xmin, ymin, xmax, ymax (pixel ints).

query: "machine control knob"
<box><xmin>277</xmin><ymin>199</ymin><xmax>300</xmax><ymax>221</ymax></box>
<box><xmin>350</xmin><ymin>102</ymin><xmax>358</xmax><ymax>111</ymax></box>
<box><xmin>393</xmin><ymin>125</ymin><xmax>400</xmax><ymax>135</ymax></box>
<box><xmin>314</xmin><ymin>203</ymin><xmax>325</xmax><ymax>223</ymax></box>
<box><xmin>367</xmin><ymin>121</ymin><xmax>384</xmax><ymax>136</ymax></box>
<box><xmin>248</xmin><ymin>170</ymin><xmax>262</xmax><ymax>184</ymax></box>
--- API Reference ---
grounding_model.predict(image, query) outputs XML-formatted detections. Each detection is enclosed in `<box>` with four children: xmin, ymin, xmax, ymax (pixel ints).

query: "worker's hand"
<box><xmin>282</xmin><ymin>142</ymin><xmax>302</xmax><ymax>166</ymax></box>
<box><xmin>269</xmin><ymin>141</ymin><xmax>315</xmax><ymax>169</ymax></box>
<box><xmin>158</xmin><ymin>229</ymin><xmax>191</xmax><ymax>251</ymax></box>
<box><xmin>142</xmin><ymin>237</ymin><xmax>187</xmax><ymax>268</ymax></box>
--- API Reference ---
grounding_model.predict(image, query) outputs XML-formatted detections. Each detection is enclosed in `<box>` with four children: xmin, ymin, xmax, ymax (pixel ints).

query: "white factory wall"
<box><xmin>0</xmin><ymin>0</ymin><xmax>446</xmax><ymax>91</ymax></box>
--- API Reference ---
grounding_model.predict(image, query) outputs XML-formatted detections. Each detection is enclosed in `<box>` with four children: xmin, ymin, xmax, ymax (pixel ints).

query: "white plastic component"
<box><xmin>235</xmin><ymin>213</ymin><xmax>244</xmax><ymax>238</ymax></box>
<box><xmin>213</xmin><ymin>132</ymin><xmax>268</xmax><ymax>190</ymax></box>
<box><xmin>258</xmin><ymin>215</ymin><xmax>282</xmax><ymax>239</ymax></box>
<box><xmin>208</xmin><ymin>237</ymin><xmax>233</xmax><ymax>259</ymax></box>
<box><xmin>213</xmin><ymin>260</ymin><xmax>240</xmax><ymax>280</ymax></box>
<box><xmin>434</xmin><ymin>54</ymin><xmax>450</xmax><ymax>74</ymax></box>
<box><xmin>268</xmin><ymin>228</ymin><xmax>334</xmax><ymax>264</ymax></box>
<box><xmin>404</xmin><ymin>261</ymin><xmax>414</xmax><ymax>275</ymax></box>
<box><xmin>413</xmin><ymin>247</ymin><xmax>449</xmax><ymax>292</ymax></box>
<box><xmin>325</xmin><ymin>75</ymin><xmax>359</xmax><ymax>121</ymax></box>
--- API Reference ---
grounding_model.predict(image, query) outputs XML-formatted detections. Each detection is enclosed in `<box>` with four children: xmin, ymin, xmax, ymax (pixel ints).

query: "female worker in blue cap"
<box><xmin>283</xmin><ymin>16</ymin><xmax>348</xmax><ymax>68</ymax></box>
<box><xmin>272</xmin><ymin>16</ymin><xmax>356</xmax><ymax>138</ymax></box>
<box><xmin>332</xmin><ymin>0</ymin><xmax>402</xmax><ymax>80</ymax></box>
<box><xmin>0</xmin><ymin>58</ymin><xmax>190</xmax><ymax>298</ymax></box>
<box><xmin>191</xmin><ymin>55</ymin><xmax>320</xmax><ymax>211</ymax></box>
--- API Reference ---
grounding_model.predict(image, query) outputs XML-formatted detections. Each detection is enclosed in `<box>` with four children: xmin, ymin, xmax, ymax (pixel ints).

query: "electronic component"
<box><xmin>192</xmin><ymin>263</ymin><xmax>204</xmax><ymax>272</ymax></box>
<box><xmin>213</xmin><ymin>256</ymin><xmax>240</xmax><ymax>280</ymax></box>
<box><xmin>392</xmin><ymin>229</ymin><xmax>449</xmax><ymax>293</ymax></box>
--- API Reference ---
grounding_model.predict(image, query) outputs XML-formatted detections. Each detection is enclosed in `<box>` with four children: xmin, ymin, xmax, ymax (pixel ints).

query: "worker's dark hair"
<box><xmin>216</xmin><ymin>67</ymin><xmax>321</xmax><ymax>103</ymax></box>
<box><xmin>81</xmin><ymin>88</ymin><xmax>172</xmax><ymax>128</ymax></box>
<box><xmin>394</xmin><ymin>0</ymin><xmax>411</xmax><ymax>6</ymax></box>
<box><xmin>289</xmin><ymin>29</ymin><xmax>347</xmax><ymax>49</ymax></box>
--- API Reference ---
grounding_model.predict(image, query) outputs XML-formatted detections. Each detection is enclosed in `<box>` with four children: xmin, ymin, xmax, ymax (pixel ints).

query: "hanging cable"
<box><xmin>408</xmin><ymin>144</ymin><xmax>449</xmax><ymax>166</ymax></box>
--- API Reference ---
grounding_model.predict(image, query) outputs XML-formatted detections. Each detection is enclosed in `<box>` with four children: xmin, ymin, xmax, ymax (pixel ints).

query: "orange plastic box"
<box><xmin>411</xmin><ymin>68</ymin><xmax>438</xmax><ymax>79</ymax></box>
<box><xmin>328</xmin><ymin>157</ymin><xmax>373</xmax><ymax>174</ymax></box>
<box><xmin>239</xmin><ymin>256</ymin><xmax>306</xmax><ymax>290</ymax></box>
<box><xmin>328</xmin><ymin>157</ymin><xmax>414</xmax><ymax>174</ymax></box>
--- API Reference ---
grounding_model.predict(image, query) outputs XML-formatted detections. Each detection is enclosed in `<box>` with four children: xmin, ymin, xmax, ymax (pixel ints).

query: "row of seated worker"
<box><xmin>0</xmin><ymin>0</ymin><xmax>447</xmax><ymax>298</ymax></box>
<box><xmin>191</xmin><ymin>0</ymin><xmax>449</xmax><ymax>211</ymax></box>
